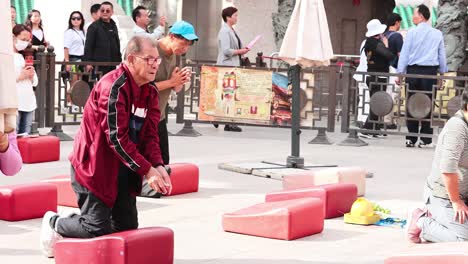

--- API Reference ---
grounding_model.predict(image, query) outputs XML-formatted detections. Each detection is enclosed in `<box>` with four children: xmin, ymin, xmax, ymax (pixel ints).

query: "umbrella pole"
<box><xmin>286</xmin><ymin>64</ymin><xmax>305</xmax><ymax>168</ymax></box>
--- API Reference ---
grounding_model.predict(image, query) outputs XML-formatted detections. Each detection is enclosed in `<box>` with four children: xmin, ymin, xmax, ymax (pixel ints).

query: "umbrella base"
<box><xmin>338</xmin><ymin>130</ymin><xmax>368</xmax><ymax>147</ymax></box>
<box><xmin>286</xmin><ymin>156</ymin><xmax>305</xmax><ymax>169</ymax></box>
<box><xmin>174</xmin><ymin>121</ymin><xmax>202</xmax><ymax>137</ymax></box>
<box><xmin>309</xmin><ymin>128</ymin><xmax>333</xmax><ymax>145</ymax></box>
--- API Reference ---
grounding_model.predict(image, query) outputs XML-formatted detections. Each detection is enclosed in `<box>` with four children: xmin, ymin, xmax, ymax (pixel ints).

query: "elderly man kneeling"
<box><xmin>39</xmin><ymin>36</ymin><xmax>171</xmax><ymax>258</ymax></box>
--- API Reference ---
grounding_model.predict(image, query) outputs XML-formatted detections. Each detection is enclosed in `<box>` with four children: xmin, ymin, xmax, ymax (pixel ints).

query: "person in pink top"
<box><xmin>0</xmin><ymin>132</ymin><xmax>22</xmax><ymax>176</ymax></box>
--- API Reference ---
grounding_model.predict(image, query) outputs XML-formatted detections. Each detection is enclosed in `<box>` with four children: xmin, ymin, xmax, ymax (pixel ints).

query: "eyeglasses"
<box><xmin>100</xmin><ymin>9</ymin><xmax>112</xmax><ymax>14</ymax></box>
<box><xmin>71</xmin><ymin>17</ymin><xmax>82</xmax><ymax>21</ymax></box>
<box><xmin>134</xmin><ymin>55</ymin><xmax>162</xmax><ymax>66</ymax></box>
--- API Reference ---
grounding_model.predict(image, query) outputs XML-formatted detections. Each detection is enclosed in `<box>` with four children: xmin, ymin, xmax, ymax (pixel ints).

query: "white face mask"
<box><xmin>15</xmin><ymin>39</ymin><xmax>29</xmax><ymax>51</ymax></box>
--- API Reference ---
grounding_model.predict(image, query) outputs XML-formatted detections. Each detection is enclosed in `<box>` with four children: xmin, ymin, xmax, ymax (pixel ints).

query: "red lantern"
<box><xmin>352</xmin><ymin>0</ymin><xmax>360</xmax><ymax>6</ymax></box>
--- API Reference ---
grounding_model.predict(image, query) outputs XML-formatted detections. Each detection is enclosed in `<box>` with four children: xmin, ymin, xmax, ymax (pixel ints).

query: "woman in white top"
<box><xmin>64</xmin><ymin>11</ymin><xmax>86</xmax><ymax>74</ymax></box>
<box><xmin>12</xmin><ymin>25</ymin><xmax>38</xmax><ymax>135</ymax></box>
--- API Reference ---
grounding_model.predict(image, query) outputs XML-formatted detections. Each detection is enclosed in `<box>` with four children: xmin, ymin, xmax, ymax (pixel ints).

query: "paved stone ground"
<box><xmin>0</xmin><ymin>119</ymin><xmax>436</xmax><ymax>264</ymax></box>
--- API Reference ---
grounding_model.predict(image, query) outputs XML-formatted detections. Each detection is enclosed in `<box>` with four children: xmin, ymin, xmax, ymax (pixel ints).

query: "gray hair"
<box><xmin>124</xmin><ymin>35</ymin><xmax>157</xmax><ymax>60</ymax></box>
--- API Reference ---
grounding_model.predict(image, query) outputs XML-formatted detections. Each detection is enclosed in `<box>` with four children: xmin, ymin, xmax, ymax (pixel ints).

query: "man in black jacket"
<box><xmin>84</xmin><ymin>1</ymin><xmax>121</xmax><ymax>76</ymax></box>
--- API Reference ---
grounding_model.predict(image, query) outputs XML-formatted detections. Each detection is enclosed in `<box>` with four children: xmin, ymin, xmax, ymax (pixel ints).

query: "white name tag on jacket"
<box><xmin>132</xmin><ymin>105</ymin><xmax>147</xmax><ymax>118</ymax></box>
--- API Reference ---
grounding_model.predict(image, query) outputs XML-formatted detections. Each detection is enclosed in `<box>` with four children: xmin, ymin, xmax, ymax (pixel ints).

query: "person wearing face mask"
<box><xmin>13</xmin><ymin>24</ymin><xmax>38</xmax><ymax>136</ymax></box>
<box><xmin>359</xmin><ymin>19</ymin><xmax>395</xmax><ymax>138</ymax></box>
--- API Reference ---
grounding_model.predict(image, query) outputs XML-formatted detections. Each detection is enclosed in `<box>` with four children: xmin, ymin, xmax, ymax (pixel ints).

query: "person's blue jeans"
<box><xmin>17</xmin><ymin>111</ymin><xmax>34</xmax><ymax>134</ymax></box>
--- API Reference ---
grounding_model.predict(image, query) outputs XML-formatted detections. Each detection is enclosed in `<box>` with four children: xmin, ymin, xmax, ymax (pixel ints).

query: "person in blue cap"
<box><xmin>140</xmin><ymin>21</ymin><xmax>198</xmax><ymax>197</ymax></box>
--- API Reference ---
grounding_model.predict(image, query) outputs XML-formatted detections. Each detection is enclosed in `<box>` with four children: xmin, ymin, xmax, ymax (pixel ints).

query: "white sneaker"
<box><xmin>418</xmin><ymin>142</ymin><xmax>435</xmax><ymax>148</ymax></box>
<box><xmin>59</xmin><ymin>208</ymin><xmax>79</xmax><ymax>218</ymax></box>
<box><xmin>358</xmin><ymin>132</ymin><xmax>373</xmax><ymax>139</ymax></box>
<box><xmin>405</xmin><ymin>140</ymin><xmax>415</xmax><ymax>148</ymax></box>
<box><xmin>40</xmin><ymin>211</ymin><xmax>63</xmax><ymax>258</ymax></box>
<box><xmin>71</xmin><ymin>105</ymin><xmax>80</xmax><ymax>113</ymax></box>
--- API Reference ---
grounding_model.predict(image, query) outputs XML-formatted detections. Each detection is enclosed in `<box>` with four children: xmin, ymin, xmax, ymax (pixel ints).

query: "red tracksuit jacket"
<box><xmin>69</xmin><ymin>63</ymin><xmax>163</xmax><ymax>207</ymax></box>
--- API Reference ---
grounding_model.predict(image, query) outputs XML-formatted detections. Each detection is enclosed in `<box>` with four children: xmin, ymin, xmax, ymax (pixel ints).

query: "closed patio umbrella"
<box><xmin>278</xmin><ymin>0</ymin><xmax>334</xmax><ymax>168</ymax></box>
<box><xmin>279</xmin><ymin>0</ymin><xmax>334</xmax><ymax>67</ymax></box>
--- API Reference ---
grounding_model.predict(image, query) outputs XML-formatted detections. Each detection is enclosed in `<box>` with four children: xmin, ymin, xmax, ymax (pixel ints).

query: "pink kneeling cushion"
<box><xmin>385</xmin><ymin>242</ymin><xmax>468</xmax><ymax>264</ymax></box>
<box><xmin>266</xmin><ymin>183</ymin><xmax>357</xmax><ymax>219</ymax></box>
<box><xmin>283</xmin><ymin>167</ymin><xmax>366</xmax><ymax>196</ymax></box>
<box><xmin>17</xmin><ymin>136</ymin><xmax>60</xmax><ymax>163</ymax></box>
<box><xmin>167</xmin><ymin>163</ymin><xmax>199</xmax><ymax>196</ymax></box>
<box><xmin>41</xmin><ymin>175</ymin><xmax>78</xmax><ymax>208</ymax></box>
<box><xmin>223</xmin><ymin>198</ymin><xmax>324</xmax><ymax>240</ymax></box>
<box><xmin>55</xmin><ymin>227</ymin><xmax>174</xmax><ymax>264</ymax></box>
<box><xmin>0</xmin><ymin>183</ymin><xmax>57</xmax><ymax>221</ymax></box>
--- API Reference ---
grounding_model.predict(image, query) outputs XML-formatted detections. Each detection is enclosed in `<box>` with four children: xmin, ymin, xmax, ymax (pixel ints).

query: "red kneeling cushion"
<box><xmin>41</xmin><ymin>175</ymin><xmax>78</xmax><ymax>208</ymax></box>
<box><xmin>385</xmin><ymin>242</ymin><xmax>468</xmax><ymax>264</ymax></box>
<box><xmin>266</xmin><ymin>183</ymin><xmax>357</xmax><ymax>219</ymax></box>
<box><xmin>55</xmin><ymin>227</ymin><xmax>174</xmax><ymax>264</ymax></box>
<box><xmin>17</xmin><ymin>136</ymin><xmax>60</xmax><ymax>163</ymax></box>
<box><xmin>223</xmin><ymin>198</ymin><xmax>324</xmax><ymax>240</ymax></box>
<box><xmin>320</xmin><ymin>183</ymin><xmax>357</xmax><ymax>218</ymax></box>
<box><xmin>265</xmin><ymin>188</ymin><xmax>327</xmax><ymax>216</ymax></box>
<box><xmin>167</xmin><ymin>163</ymin><xmax>199</xmax><ymax>196</ymax></box>
<box><xmin>283</xmin><ymin>167</ymin><xmax>366</xmax><ymax>196</ymax></box>
<box><xmin>0</xmin><ymin>183</ymin><xmax>57</xmax><ymax>221</ymax></box>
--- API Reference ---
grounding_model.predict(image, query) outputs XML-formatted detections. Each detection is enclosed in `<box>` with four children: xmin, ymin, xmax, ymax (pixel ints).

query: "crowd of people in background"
<box><xmin>356</xmin><ymin>4</ymin><xmax>446</xmax><ymax>150</ymax></box>
<box><xmin>4</xmin><ymin>1</ymin><xmax>468</xmax><ymax>260</ymax></box>
<box><xmin>7</xmin><ymin>3</ymin><xmax>256</xmax><ymax>197</ymax></box>
<box><xmin>9</xmin><ymin>2</ymin><xmax>253</xmax><ymax>136</ymax></box>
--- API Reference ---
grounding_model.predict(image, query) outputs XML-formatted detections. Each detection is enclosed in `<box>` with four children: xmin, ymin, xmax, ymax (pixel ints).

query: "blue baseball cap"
<box><xmin>169</xmin><ymin>21</ymin><xmax>199</xmax><ymax>41</ymax></box>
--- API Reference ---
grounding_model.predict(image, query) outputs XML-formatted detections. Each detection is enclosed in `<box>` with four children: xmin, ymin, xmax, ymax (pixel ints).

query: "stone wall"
<box><xmin>229</xmin><ymin>0</ymin><xmax>280</xmax><ymax>58</ymax></box>
<box><xmin>269</xmin><ymin>0</ymin><xmax>395</xmax><ymax>56</ymax></box>
<box><xmin>324</xmin><ymin>0</ymin><xmax>374</xmax><ymax>55</ymax></box>
<box><xmin>436</xmin><ymin>0</ymin><xmax>467</xmax><ymax>72</ymax></box>
<box><xmin>272</xmin><ymin>0</ymin><xmax>295</xmax><ymax>50</ymax></box>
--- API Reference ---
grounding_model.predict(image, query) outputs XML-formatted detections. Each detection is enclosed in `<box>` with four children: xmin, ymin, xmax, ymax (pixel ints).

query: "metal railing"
<box><xmin>32</xmin><ymin>48</ymin><xmax>466</xmax><ymax>147</ymax></box>
<box><xmin>171</xmin><ymin>61</ymin><xmax>352</xmax><ymax>146</ymax></box>
<box><xmin>339</xmin><ymin>70</ymin><xmax>468</xmax><ymax>146</ymax></box>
